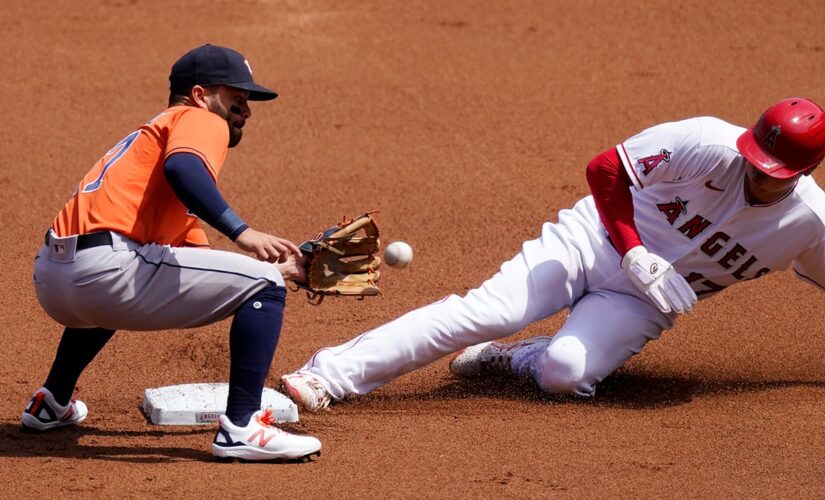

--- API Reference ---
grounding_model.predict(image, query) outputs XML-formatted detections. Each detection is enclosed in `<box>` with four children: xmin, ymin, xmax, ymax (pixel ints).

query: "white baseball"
<box><xmin>384</xmin><ymin>241</ymin><xmax>414</xmax><ymax>269</ymax></box>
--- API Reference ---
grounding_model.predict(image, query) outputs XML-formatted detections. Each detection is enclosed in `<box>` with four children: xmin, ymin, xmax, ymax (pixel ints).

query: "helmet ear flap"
<box><xmin>738</xmin><ymin>97</ymin><xmax>825</xmax><ymax>179</ymax></box>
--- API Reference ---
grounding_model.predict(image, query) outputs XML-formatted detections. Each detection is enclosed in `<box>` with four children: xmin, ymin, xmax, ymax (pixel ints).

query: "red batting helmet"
<box><xmin>737</xmin><ymin>97</ymin><xmax>825</xmax><ymax>179</ymax></box>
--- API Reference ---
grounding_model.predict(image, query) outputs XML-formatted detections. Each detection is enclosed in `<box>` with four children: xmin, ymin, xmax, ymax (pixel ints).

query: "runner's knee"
<box><xmin>533</xmin><ymin>337</ymin><xmax>595</xmax><ymax>396</ymax></box>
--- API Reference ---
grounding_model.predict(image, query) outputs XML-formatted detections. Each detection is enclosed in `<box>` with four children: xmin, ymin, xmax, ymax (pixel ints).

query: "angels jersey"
<box><xmin>616</xmin><ymin>116</ymin><xmax>825</xmax><ymax>296</ymax></box>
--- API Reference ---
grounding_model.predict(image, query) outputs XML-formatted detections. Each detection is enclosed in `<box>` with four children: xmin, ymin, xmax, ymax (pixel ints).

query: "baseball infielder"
<box><xmin>282</xmin><ymin>98</ymin><xmax>825</xmax><ymax>410</ymax></box>
<box><xmin>22</xmin><ymin>44</ymin><xmax>321</xmax><ymax>461</ymax></box>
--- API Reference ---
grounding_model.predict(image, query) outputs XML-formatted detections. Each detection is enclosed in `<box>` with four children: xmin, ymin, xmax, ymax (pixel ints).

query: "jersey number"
<box><xmin>81</xmin><ymin>130</ymin><xmax>141</xmax><ymax>193</ymax></box>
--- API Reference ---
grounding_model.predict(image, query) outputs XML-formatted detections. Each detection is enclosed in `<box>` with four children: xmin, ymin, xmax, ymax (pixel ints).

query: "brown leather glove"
<box><xmin>294</xmin><ymin>212</ymin><xmax>382</xmax><ymax>304</ymax></box>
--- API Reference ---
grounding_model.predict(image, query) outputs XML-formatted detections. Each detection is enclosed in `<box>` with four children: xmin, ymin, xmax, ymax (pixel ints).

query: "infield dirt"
<box><xmin>2</xmin><ymin>1</ymin><xmax>825</xmax><ymax>497</ymax></box>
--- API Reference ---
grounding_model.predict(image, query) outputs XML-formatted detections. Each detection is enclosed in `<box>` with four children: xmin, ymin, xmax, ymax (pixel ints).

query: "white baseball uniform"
<box><xmin>297</xmin><ymin>116</ymin><xmax>825</xmax><ymax>398</ymax></box>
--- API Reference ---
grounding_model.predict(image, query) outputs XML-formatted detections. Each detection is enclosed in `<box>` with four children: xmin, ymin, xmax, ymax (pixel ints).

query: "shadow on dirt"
<box><xmin>5</xmin><ymin>372</ymin><xmax>824</xmax><ymax>461</ymax></box>
<box><xmin>345</xmin><ymin>370</ymin><xmax>825</xmax><ymax>411</ymax></box>
<box><xmin>0</xmin><ymin>424</ymin><xmax>216</xmax><ymax>463</ymax></box>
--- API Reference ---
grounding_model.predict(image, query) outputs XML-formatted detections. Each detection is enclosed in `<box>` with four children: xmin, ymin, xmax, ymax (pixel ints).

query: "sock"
<box><xmin>225</xmin><ymin>285</ymin><xmax>286</xmax><ymax>427</ymax></box>
<box><xmin>510</xmin><ymin>339</ymin><xmax>553</xmax><ymax>378</ymax></box>
<box><xmin>43</xmin><ymin>327</ymin><xmax>116</xmax><ymax>406</ymax></box>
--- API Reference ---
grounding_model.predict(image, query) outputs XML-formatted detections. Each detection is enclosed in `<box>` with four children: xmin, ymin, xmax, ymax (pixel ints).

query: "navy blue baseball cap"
<box><xmin>169</xmin><ymin>44</ymin><xmax>278</xmax><ymax>101</ymax></box>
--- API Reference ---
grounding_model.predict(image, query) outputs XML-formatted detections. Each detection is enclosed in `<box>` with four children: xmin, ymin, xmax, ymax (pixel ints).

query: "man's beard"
<box><xmin>228</xmin><ymin>121</ymin><xmax>243</xmax><ymax>148</ymax></box>
<box><xmin>209</xmin><ymin>102</ymin><xmax>245</xmax><ymax>148</ymax></box>
<box><xmin>227</xmin><ymin>105</ymin><xmax>245</xmax><ymax>148</ymax></box>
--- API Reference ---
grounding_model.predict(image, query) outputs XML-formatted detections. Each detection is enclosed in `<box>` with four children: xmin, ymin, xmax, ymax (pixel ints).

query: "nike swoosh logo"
<box><xmin>704</xmin><ymin>180</ymin><xmax>724</xmax><ymax>192</ymax></box>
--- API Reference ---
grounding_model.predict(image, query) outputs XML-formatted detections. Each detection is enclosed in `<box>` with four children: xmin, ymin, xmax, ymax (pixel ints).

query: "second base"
<box><xmin>142</xmin><ymin>383</ymin><xmax>299</xmax><ymax>425</ymax></box>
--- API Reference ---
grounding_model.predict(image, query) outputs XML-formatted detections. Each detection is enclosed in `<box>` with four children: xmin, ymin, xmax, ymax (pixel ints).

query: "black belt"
<box><xmin>45</xmin><ymin>231</ymin><xmax>114</xmax><ymax>250</ymax></box>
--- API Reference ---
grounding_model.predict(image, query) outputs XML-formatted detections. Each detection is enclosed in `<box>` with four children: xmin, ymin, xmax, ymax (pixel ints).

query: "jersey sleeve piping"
<box><xmin>616</xmin><ymin>143</ymin><xmax>644</xmax><ymax>190</ymax></box>
<box><xmin>165</xmin><ymin>146</ymin><xmax>219</xmax><ymax>180</ymax></box>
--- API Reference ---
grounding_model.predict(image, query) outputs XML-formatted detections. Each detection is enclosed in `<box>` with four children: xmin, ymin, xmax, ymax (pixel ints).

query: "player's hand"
<box><xmin>276</xmin><ymin>252</ymin><xmax>309</xmax><ymax>282</ymax></box>
<box><xmin>621</xmin><ymin>246</ymin><xmax>697</xmax><ymax>314</ymax></box>
<box><xmin>234</xmin><ymin>228</ymin><xmax>302</xmax><ymax>263</ymax></box>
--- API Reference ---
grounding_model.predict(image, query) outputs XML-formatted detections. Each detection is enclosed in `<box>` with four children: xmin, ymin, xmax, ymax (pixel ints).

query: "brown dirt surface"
<box><xmin>3</xmin><ymin>0</ymin><xmax>825</xmax><ymax>497</ymax></box>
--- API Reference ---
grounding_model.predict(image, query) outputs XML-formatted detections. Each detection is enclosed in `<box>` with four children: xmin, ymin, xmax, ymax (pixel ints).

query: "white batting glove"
<box><xmin>621</xmin><ymin>246</ymin><xmax>697</xmax><ymax>314</ymax></box>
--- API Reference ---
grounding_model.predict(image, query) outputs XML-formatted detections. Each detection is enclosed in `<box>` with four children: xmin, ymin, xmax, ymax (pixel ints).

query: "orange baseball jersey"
<box><xmin>53</xmin><ymin>106</ymin><xmax>229</xmax><ymax>247</ymax></box>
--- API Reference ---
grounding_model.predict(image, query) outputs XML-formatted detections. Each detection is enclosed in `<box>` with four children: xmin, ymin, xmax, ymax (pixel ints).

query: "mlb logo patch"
<box><xmin>53</xmin><ymin>243</ymin><xmax>65</xmax><ymax>254</ymax></box>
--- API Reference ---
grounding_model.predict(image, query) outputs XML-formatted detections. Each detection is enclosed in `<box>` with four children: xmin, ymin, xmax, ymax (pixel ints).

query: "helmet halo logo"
<box><xmin>762</xmin><ymin>125</ymin><xmax>781</xmax><ymax>151</ymax></box>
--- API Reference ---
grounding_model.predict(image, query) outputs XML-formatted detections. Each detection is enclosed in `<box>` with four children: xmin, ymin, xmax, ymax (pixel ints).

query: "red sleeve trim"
<box><xmin>585</xmin><ymin>148</ymin><xmax>644</xmax><ymax>256</ymax></box>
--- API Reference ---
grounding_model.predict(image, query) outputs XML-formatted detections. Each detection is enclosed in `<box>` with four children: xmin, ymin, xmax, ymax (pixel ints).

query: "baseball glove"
<box><xmin>294</xmin><ymin>212</ymin><xmax>382</xmax><ymax>304</ymax></box>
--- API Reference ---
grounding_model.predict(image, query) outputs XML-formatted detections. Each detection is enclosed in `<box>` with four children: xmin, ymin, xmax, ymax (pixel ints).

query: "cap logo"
<box><xmin>244</xmin><ymin>59</ymin><xmax>253</xmax><ymax>75</ymax></box>
<box><xmin>763</xmin><ymin>125</ymin><xmax>781</xmax><ymax>151</ymax></box>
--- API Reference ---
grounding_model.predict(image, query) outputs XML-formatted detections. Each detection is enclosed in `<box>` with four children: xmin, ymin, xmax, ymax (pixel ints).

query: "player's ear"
<box><xmin>190</xmin><ymin>85</ymin><xmax>209</xmax><ymax>110</ymax></box>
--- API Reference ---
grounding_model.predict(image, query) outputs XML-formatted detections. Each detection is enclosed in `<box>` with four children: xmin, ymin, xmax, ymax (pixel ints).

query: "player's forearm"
<box><xmin>585</xmin><ymin>148</ymin><xmax>643</xmax><ymax>256</ymax></box>
<box><xmin>163</xmin><ymin>152</ymin><xmax>249</xmax><ymax>241</ymax></box>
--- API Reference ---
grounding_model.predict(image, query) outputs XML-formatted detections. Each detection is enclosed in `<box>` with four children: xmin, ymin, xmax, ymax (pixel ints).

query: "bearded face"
<box><xmin>204</xmin><ymin>86</ymin><xmax>251</xmax><ymax>148</ymax></box>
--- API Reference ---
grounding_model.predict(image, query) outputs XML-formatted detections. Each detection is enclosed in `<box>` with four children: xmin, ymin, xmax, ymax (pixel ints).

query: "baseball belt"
<box><xmin>45</xmin><ymin>231</ymin><xmax>114</xmax><ymax>250</ymax></box>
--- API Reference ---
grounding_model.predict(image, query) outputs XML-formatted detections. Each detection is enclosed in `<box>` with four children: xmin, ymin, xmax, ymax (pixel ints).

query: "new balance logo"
<box><xmin>61</xmin><ymin>406</ymin><xmax>74</xmax><ymax>420</ymax></box>
<box><xmin>248</xmin><ymin>429</ymin><xmax>277</xmax><ymax>447</ymax></box>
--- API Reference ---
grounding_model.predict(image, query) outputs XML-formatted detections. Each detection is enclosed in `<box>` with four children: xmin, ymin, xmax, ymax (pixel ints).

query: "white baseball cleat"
<box><xmin>280</xmin><ymin>371</ymin><xmax>332</xmax><ymax>412</ymax></box>
<box><xmin>212</xmin><ymin>408</ymin><xmax>321</xmax><ymax>461</ymax></box>
<box><xmin>449</xmin><ymin>336</ymin><xmax>555</xmax><ymax>378</ymax></box>
<box><xmin>21</xmin><ymin>387</ymin><xmax>88</xmax><ymax>431</ymax></box>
